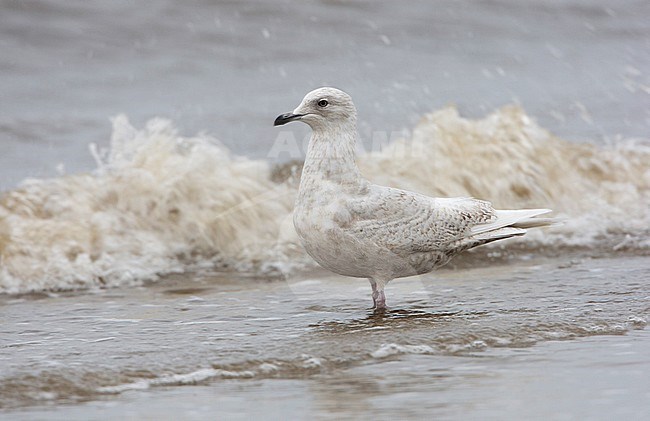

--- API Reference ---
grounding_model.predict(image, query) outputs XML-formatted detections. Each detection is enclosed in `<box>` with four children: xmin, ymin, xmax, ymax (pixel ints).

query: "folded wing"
<box><xmin>347</xmin><ymin>185</ymin><xmax>553</xmax><ymax>255</ymax></box>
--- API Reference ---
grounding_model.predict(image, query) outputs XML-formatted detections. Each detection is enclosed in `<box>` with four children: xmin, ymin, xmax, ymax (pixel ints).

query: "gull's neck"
<box><xmin>300</xmin><ymin>122</ymin><xmax>363</xmax><ymax>191</ymax></box>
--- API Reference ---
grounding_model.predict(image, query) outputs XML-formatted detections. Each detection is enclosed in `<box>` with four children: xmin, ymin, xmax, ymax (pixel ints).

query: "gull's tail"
<box><xmin>466</xmin><ymin>208</ymin><xmax>556</xmax><ymax>247</ymax></box>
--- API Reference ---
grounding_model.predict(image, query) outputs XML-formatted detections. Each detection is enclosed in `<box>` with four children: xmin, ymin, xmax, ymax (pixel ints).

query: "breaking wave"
<box><xmin>1</xmin><ymin>106</ymin><xmax>648</xmax><ymax>293</ymax></box>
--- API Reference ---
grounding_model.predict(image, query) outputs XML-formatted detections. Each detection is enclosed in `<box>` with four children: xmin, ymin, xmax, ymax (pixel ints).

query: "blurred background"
<box><xmin>1</xmin><ymin>0</ymin><xmax>648</xmax><ymax>190</ymax></box>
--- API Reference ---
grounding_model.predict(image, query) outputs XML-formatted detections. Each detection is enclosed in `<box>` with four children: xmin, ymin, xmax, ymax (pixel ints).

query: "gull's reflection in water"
<box><xmin>308</xmin><ymin>303</ymin><xmax>467</xmax><ymax>334</ymax></box>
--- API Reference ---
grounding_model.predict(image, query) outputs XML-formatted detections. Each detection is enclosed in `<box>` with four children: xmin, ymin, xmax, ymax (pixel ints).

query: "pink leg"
<box><xmin>374</xmin><ymin>290</ymin><xmax>386</xmax><ymax>310</ymax></box>
<box><xmin>369</xmin><ymin>278</ymin><xmax>387</xmax><ymax>310</ymax></box>
<box><xmin>369</xmin><ymin>279</ymin><xmax>379</xmax><ymax>308</ymax></box>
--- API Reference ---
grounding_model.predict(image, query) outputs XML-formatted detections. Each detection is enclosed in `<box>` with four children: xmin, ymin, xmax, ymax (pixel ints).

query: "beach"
<box><xmin>1</xmin><ymin>0</ymin><xmax>648</xmax><ymax>418</ymax></box>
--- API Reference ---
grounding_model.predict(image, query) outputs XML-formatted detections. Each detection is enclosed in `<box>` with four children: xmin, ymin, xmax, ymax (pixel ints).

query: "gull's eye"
<box><xmin>317</xmin><ymin>99</ymin><xmax>329</xmax><ymax>107</ymax></box>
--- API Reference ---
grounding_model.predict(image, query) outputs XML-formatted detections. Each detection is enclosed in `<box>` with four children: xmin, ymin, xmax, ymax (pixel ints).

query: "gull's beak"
<box><xmin>274</xmin><ymin>113</ymin><xmax>305</xmax><ymax>126</ymax></box>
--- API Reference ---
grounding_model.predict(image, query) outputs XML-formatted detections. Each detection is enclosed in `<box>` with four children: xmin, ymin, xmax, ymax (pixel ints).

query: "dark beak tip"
<box><xmin>273</xmin><ymin>114</ymin><xmax>288</xmax><ymax>126</ymax></box>
<box><xmin>274</xmin><ymin>113</ymin><xmax>303</xmax><ymax>127</ymax></box>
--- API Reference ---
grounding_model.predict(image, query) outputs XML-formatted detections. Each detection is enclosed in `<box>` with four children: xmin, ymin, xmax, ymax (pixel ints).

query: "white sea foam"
<box><xmin>0</xmin><ymin>116</ymin><xmax>296</xmax><ymax>293</ymax></box>
<box><xmin>97</xmin><ymin>368</ymin><xmax>255</xmax><ymax>394</ymax></box>
<box><xmin>0</xmin><ymin>107</ymin><xmax>648</xmax><ymax>293</ymax></box>
<box><xmin>371</xmin><ymin>343</ymin><xmax>436</xmax><ymax>358</ymax></box>
<box><xmin>359</xmin><ymin>106</ymin><xmax>650</xmax><ymax>250</ymax></box>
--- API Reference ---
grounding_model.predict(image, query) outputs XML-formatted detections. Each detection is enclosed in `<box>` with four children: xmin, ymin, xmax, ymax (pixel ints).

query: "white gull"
<box><xmin>274</xmin><ymin>87</ymin><xmax>553</xmax><ymax>310</ymax></box>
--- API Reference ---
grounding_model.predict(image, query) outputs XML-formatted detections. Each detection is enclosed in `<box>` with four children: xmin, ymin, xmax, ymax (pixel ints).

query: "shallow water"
<box><xmin>2</xmin><ymin>254</ymin><xmax>649</xmax><ymax>418</ymax></box>
<box><xmin>9</xmin><ymin>331</ymin><xmax>650</xmax><ymax>420</ymax></box>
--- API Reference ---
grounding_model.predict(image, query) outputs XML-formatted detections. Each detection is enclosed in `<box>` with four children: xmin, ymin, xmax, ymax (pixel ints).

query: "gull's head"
<box><xmin>274</xmin><ymin>87</ymin><xmax>356</xmax><ymax>130</ymax></box>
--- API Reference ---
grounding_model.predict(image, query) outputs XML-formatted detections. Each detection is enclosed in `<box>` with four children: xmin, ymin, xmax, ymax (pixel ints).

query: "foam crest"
<box><xmin>359</xmin><ymin>106</ymin><xmax>650</xmax><ymax>250</ymax></box>
<box><xmin>0</xmin><ymin>116</ymin><xmax>295</xmax><ymax>293</ymax></box>
<box><xmin>0</xmin><ymin>107</ymin><xmax>647</xmax><ymax>293</ymax></box>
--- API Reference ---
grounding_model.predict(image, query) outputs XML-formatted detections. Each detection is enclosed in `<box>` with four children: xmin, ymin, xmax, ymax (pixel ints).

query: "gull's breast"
<box><xmin>293</xmin><ymin>190</ymin><xmax>411</xmax><ymax>279</ymax></box>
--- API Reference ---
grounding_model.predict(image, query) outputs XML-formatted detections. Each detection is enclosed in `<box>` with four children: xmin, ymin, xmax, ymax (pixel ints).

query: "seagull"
<box><xmin>274</xmin><ymin>87</ymin><xmax>553</xmax><ymax>310</ymax></box>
